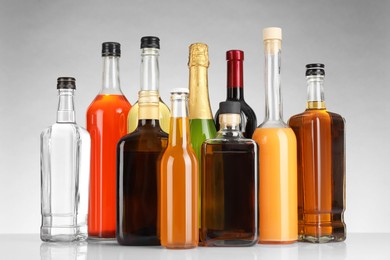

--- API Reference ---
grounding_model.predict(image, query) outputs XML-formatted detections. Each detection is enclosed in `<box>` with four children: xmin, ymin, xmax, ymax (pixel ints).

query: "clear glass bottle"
<box><xmin>201</xmin><ymin>101</ymin><xmax>259</xmax><ymax>246</ymax></box>
<box><xmin>252</xmin><ymin>27</ymin><xmax>298</xmax><ymax>244</ymax></box>
<box><xmin>160</xmin><ymin>88</ymin><xmax>198</xmax><ymax>249</ymax></box>
<box><xmin>41</xmin><ymin>77</ymin><xmax>91</xmax><ymax>242</ymax></box>
<box><xmin>289</xmin><ymin>64</ymin><xmax>346</xmax><ymax>243</ymax></box>
<box><xmin>127</xmin><ymin>36</ymin><xmax>170</xmax><ymax>134</ymax></box>
<box><xmin>87</xmin><ymin>42</ymin><xmax>131</xmax><ymax>239</ymax></box>
<box><xmin>187</xmin><ymin>43</ymin><xmax>217</xmax><ymax>228</ymax></box>
<box><xmin>117</xmin><ymin>90</ymin><xmax>168</xmax><ymax>246</ymax></box>
<box><xmin>214</xmin><ymin>50</ymin><xmax>257</xmax><ymax>138</ymax></box>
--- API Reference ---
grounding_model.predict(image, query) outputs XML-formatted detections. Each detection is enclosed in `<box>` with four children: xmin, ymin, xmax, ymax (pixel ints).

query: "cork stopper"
<box><xmin>263</xmin><ymin>27</ymin><xmax>282</xmax><ymax>41</ymax></box>
<box><xmin>188</xmin><ymin>43</ymin><xmax>209</xmax><ymax>67</ymax></box>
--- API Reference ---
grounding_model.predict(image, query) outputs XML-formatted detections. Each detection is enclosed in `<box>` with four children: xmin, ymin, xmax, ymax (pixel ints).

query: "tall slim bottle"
<box><xmin>214</xmin><ymin>50</ymin><xmax>257</xmax><ymax>138</ymax></box>
<box><xmin>87</xmin><ymin>42</ymin><xmax>131</xmax><ymax>239</ymax></box>
<box><xmin>289</xmin><ymin>64</ymin><xmax>346</xmax><ymax>243</ymax></box>
<box><xmin>127</xmin><ymin>36</ymin><xmax>170</xmax><ymax>134</ymax></box>
<box><xmin>201</xmin><ymin>101</ymin><xmax>259</xmax><ymax>246</ymax></box>
<box><xmin>41</xmin><ymin>77</ymin><xmax>90</xmax><ymax>242</ymax></box>
<box><xmin>160</xmin><ymin>88</ymin><xmax>198</xmax><ymax>249</ymax></box>
<box><xmin>252</xmin><ymin>27</ymin><xmax>298</xmax><ymax>244</ymax></box>
<box><xmin>117</xmin><ymin>91</ymin><xmax>168</xmax><ymax>246</ymax></box>
<box><xmin>187</xmin><ymin>43</ymin><xmax>217</xmax><ymax>227</ymax></box>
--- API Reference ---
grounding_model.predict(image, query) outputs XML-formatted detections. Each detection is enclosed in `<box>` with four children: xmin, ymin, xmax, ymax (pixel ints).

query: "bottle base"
<box><xmin>162</xmin><ymin>243</ymin><xmax>197</xmax><ymax>249</ymax></box>
<box><xmin>41</xmin><ymin>226</ymin><xmax>87</xmax><ymax>242</ymax></box>
<box><xmin>299</xmin><ymin>234</ymin><xmax>346</xmax><ymax>243</ymax></box>
<box><xmin>298</xmin><ymin>219</ymin><xmax>346</xmax><ymax>243</ymax></box>
<box><xmin>259</xmin><ymin>239</ymin><xmax>297</xmax><ymax>245</ymax></box>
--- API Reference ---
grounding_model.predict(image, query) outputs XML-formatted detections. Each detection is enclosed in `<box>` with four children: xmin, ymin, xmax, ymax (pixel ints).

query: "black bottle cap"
<box><xmin>57</xmin><ymin>77</ymin><xmax>76</xmax><ymax>89</ymax></box>
<box><xmin>141</xmin><ymin>36</ymin><xmax>160</xmax><ymax>49</ymax></box>
<box><xmin>219</xmin><ymin>101</ymin><xmax>241</xmax><ymax>114</ymax></box>
<box><xmin>102</xmin><ymin>42</ymin><xmax>121</xmax><ymax>57</ymax></box>
<box><xmin>306</xmin><ymin>63</ymin><xmax>325</xmax><ymax>76</ymax></box>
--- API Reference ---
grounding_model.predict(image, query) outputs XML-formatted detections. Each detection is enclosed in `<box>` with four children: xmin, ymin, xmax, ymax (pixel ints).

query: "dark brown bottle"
<box><xmin>117</xmin><ymin>91</ymin><xmax>168</xmax><ymax>246</ymax></box>
<box><xmin>214</xmin><ymin>50</ymin><xmax>257</xmax><ymax>138</ymax></box>
<box><xmin>288</xmin><ymin>64</ymin><xmax>346</xmax><ymax>243</ymax></box>
<box><xmin>201</xmin><ymin>101</ymin><xmax>258</xmax><ymax>246</ymax></box>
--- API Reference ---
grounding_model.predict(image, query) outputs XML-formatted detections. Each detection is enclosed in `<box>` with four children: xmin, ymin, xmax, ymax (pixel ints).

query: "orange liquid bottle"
<box><xmin>160</xmin><ymin>88</ymin><xmax>198</xmax><ymax>249</ymax></box>
<box><xmin>87</xmin><ymin>42</ymin><xmax>131</xmax><ymax>239</ymax></box>
<box><xmin>252</xmin><ymin>28</ymin><xmax>297</xmax><ymax>244</ymax></box>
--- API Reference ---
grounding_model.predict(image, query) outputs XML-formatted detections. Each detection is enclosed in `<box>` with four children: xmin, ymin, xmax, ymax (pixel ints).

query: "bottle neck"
<box><xmin>169</xmin><ymin>94</ymin><xmax>190</xmax><ymax>147</ymax></box>
<box><xmin>57</xmin><ymin>89</ymin><xmax>75</xmax><ymax>123</ymax></box>
<box><xmin>264</xmin><ymin>39</ymin><xmax>283</xmax><ymax>122</ymax></box>
<box><xmin>101</xmin><ymin>56</ymin><xmax>122</xmax><ymax>94</ymax></box>
<box><xmin>226</xmin><ymin>88</ymin><xmax>244</xmax><ymax>101</ymax></box>
<box><xmin>140</xmin><ymin>48</ymin><xmax>160</xmax><ymax>91</ymax></box>
<box><xmin>138</xmin><ymin>91</ymin><xmax>159</xmax><ymax>121</ymax></box>
<box><xmin>217</xmin><ymin>114</ymin><xmax>242</xmax><ymax>138</ymax></box>
<box><xmin>306</xmin><ymin>75</ymin><xmax>326</xmax><ymax>109</ymax></box>
<box><xmin>188</xmin><ymin>65</ymin><xmax>213</xmax><ymax>119</ymax></box>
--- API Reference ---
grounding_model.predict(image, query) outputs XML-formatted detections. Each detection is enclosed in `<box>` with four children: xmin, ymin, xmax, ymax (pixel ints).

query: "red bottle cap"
<box><xmin>226</xmin><ymin>50</ymin><xmax>244</xmax><ymax>88</ymax></box>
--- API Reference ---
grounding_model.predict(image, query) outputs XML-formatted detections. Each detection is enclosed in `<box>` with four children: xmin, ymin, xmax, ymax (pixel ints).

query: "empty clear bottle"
<box><xmin>41</xmin><ymin>77</ymin><xmax>91</xmax><ymax>242</ymax></box>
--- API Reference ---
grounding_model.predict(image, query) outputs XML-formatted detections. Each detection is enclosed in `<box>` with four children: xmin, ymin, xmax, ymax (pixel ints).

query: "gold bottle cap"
<box><xmin>263</xmin><ymin>27</ymin><xmax>282</xmax><ymax>41</ymax></box>
<box><xmin>188</xmin><ymin>43</ymin><xmax>209</xmax><ymax>67</ymax></box>
<box><xmin>138</xmin><ymin>90</ymin><xmax>159</xmax><ymax>120</ymax></box>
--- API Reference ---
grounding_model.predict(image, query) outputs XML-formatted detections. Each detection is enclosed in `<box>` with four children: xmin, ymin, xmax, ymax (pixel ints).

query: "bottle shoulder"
<box><xmin>119</xmin><ymin>127</ymin><xmax>168</xmax><ymax>143</ymax></box>
<box><xmin>87</xmin><ymin>94</ymin><xmax>131</xmax><ymax>113</ymax></box>
<box><xmin>289</xmin><ymin>109</ymin><xmax>345</xmax><ymax>126</ymax></box>
<box><xmin>41</xmin><ymin>123</ymin><xmax>90</xmax><ymax>141</ymax></box>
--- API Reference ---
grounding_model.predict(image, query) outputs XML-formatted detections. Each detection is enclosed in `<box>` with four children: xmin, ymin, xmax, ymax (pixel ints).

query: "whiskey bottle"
<box><xmin>117</xmin><ymin>90</ymin><xmax>168</xmax><ymax>246</ymax></box>
<box><xmin>289</xmin><ymin>64</ymin><xmax>346</xmax><ymax>243</ymax></box>
<box><xmin>201</xmin><ymin>101</ymin><xmax>259</xmax><ymax>246</ymax></box>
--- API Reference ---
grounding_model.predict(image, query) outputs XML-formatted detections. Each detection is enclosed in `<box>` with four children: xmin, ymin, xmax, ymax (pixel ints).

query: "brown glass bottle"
<box><xmin>201</xmin><ymin>101</ymin><xmax>258</xmax><ymax>246</ymax></box>
<box><xmin>117</xmin><ymin>91</ymin><xmax>168</xmax><ymax>246</ymax></box>
<box><xmin>288</xmin><ymin>64</ymin><xmax>346</xmax><ymax>243</ymax></box>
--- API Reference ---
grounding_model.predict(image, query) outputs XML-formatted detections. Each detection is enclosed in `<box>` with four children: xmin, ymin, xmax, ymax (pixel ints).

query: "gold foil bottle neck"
<box><xmin>138</xmin><ymin>90</ymin><xmax>159</xmax><ymax>120</ymax></box>
<box><xmin>188</xmin><ymin>43</ymin><xmax>209</xmax><ymax>68</ymax></box>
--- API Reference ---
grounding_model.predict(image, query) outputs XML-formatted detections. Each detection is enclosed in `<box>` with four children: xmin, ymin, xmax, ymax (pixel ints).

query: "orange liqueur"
<box><xmin>289</xmin><ymin>64</ymin><xmax>346</xmax><ymax>243</ymax></box>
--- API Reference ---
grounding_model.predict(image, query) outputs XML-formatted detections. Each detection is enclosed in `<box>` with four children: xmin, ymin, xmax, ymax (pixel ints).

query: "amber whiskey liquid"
<box><xmin>289</xmin><ymin>64</ymin><xmax>346</xmax><ymax>243</ymax></box>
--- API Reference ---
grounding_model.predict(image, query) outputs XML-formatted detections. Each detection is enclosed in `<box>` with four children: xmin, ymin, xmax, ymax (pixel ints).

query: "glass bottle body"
<box><xmin>160</xmin><ymin>90</ymin><xmax>198</xmax><ymax>249</ymax></box>
<box><xmin>289</xmin><ymin>73</ymin><xmax>346</xmax><ymax>243</ymax></box>
<box><xmin>87</xmin><ymin>55</ymin><xmax>131</xmax><ymax>239</ymax></box>
<box><xmin>116</xmin><ymin>119</ymin><xmax>168</xmax><ymax>246</ymax></box>
<box><xmin>201</xmin><ymin>127</ymin><xmax>258</xmax><ymax>246</ymax></box>
<box><xmin>41</xmin><ymin>89</ymin><xmax>90</xmax><ymax>242</ymax></box>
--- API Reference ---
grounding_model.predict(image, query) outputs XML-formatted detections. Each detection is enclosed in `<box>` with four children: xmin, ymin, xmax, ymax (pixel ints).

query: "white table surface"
<box><xmin>1</xmin><ymin>234</ymin><xmax>389</xmax><ymax>259</ymax></box>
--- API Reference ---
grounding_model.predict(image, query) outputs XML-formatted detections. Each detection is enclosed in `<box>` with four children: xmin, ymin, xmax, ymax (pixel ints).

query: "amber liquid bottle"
<box><xmin>252</xmin><ymin>27</ymin><xmax>297</xmax><ymax>244</ymax></box>
<box><xmin>87</xmin><ymin>42</ymin><xmax>131</xmax><ymax>239</ymax></box>
<box><xmin>201</xmin><ymin>101</ymin><xmax>259</xmax><ymax>247</ymax></box>
<box><xmin>117</xmin><ymin>91</ymin><xmax>168</xmax><ymax>246</ymax></box>
<box><xmin>289</xmin><ymin>64</ymin><xmax>346</xmax><ymax>243</ymax></box>
<box><xmin>215</xmin><ymin>50</ymin><xmax>257</xmax><ymax>138</ymax></box>
<box><xmin>160</xmin><ymin>88</ymin><xmax>198</xmax><ymax>249</ymax></box>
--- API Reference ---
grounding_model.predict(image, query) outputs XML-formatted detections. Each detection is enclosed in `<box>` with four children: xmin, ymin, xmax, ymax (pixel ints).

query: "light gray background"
<box><xmin>0</xmin><ymin>0</ymin><xmax>389</xmax><ymax>234</ymax></box>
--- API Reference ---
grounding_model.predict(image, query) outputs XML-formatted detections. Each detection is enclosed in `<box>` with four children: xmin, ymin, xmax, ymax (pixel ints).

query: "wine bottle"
<box><xmin>117</xmin><ymin>90</ymin><xmax>168</xmax><ymax>246</ymax></box>
<box><xmin>289</xmin><ymin>64</ymin><xmax>346</xmax><ymax>243</ymax></box>
<box><xmin>160</xmin><ymin>88</ymin><xmax>198</xmax><ymax>249</ymax></box>
<box><xmin>127</xmin><ymin>36</ymin><xmax>170</xmax><ymax>134</ymax></box>
<box><xmin>252</xmin><ymin>27</ymin><xmax>298</xmax><ymax>244</ymax></box>
<box><xmin>187</xmin><ymin>43</ymin><xmax>217</xmax><ymax>228</ymax></box>
<box><xmin>41</xmin><ymin>77</ymin><xmax>90</xmax><ymax>242</ymax></box>
<box><xmin>87</xmin><ymin>42</ymin><xmax>131</xmax><ymax>239</ymax></box>
<box><xmin>201</xmin><ymin>101</ymin><xmax>259</xmax><ymax>246</ymax></box>
<box><xmin>214</xmin><ymin>50</ymin><xmax>257</xmax><ymax>138</ymax></box>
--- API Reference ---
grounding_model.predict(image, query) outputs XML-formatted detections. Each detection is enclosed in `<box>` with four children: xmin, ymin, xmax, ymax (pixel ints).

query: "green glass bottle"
<box><xmin>188</xmin><ymin>43</ymin><xmax>217</xmax><ymax>228</ymax></box>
